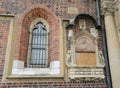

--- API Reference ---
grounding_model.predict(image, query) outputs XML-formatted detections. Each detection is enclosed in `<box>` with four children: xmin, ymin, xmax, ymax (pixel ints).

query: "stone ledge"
<box><xmin>7</xmin><ymin>75</ymin><xmax>64</xmax><ymax>79</ymax></box>
<box><xmin>0</xmin><ymin>14</ymin><xmax>15</xmax><ymax>17</ymax></box>
<box><xmin>68</xmin><ymin>67</ymin><xmax>105</xmax><ymax>81</ymax></box>
<box><xmin>12</xmin><ymin>60</ymin><xmax>60</xmax><ymax>75</ymax></box>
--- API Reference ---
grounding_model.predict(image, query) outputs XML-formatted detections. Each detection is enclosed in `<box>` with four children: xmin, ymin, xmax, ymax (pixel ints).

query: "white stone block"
<box><xmin>50</xmin><ymin>61</ymin><xmax>60</xmax><ymax>69</ymax></box>
<box><xmin>12</xmin><ymin>69</ymin><xmax>23</xmax><ymax>75</ymax></box>
<box><xmin>68</xmin><ymin>30</ymin><xmax>73</xmax><ymax>38</ymax></box>
<box><xmin>35</xmin><ymin>68</ymin><xmax>50</xmax><ymax>74</ymax></box>
<box><xmin>12</xmin><ymin>60</ymin><xmax>24</xmax><ymax>69</ymax></box>
<box><xmin>50</xmin><ymin>69</ymin><xmax>60</xmax><ymax>74</ymax></box>
<box><xmin>22</xmin><ymin>68</ymin><xmax>35</xmax><ymax>75</ymax></box>
<box><xmin>50</xmin><ymin>61</ymin><xmax>60</xmax><ymax>74</ymax></box>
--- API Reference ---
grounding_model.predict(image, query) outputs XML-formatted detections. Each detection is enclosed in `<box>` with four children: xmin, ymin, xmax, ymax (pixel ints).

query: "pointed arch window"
<box><xmin>27</xmin><ymin>22</ymin><xmax>49</xmax><ymax>68</ymax></box>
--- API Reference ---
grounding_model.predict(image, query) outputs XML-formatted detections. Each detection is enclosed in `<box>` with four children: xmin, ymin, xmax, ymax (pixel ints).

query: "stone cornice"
<box><xmin>101</xmin><ymin>0</ymin><xmax>117</xmax><ymax>16</ymax></box>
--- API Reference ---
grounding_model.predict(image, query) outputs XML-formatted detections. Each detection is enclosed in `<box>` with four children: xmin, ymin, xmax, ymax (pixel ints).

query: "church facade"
<box><xmin>0</xmin><ymin>0</ymin><xmax>120</xmax><ymax>88</ymax></box>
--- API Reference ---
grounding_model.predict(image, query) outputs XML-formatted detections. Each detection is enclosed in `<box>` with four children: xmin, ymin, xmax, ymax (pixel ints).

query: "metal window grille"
<box><xmin>27</xmin><ymin>22</ymin><xmax>49</xmax><ymax>68</ymax></box>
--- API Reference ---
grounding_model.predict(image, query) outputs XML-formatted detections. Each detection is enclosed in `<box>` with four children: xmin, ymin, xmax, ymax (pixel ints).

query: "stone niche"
<box><xmin>66</xmin><ymin>18</ymin><xmax>105</xmax><ymax>81</ymax></box>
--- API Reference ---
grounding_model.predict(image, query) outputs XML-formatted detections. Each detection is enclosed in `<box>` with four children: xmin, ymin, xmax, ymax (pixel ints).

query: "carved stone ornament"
<box><xmin>66</xmin><ymin>50</ymin><xmax>73</xmax><ymax>67</ymax></box>
<box><xmin>79</xmin><ymin>19</ymin><xmax>86</xmax><ymax>30</ymax></box>
<box><xmin>90</xmin><ymin>28</ymin><xmax>98</xmax><ymax>38</ymax></box>
<box><xmin>98</xmin><ymin>50</ymin><xmax>105</xmax><ymax>67</ymax></box>
<box><xmin>68</xmin><ymin>67</ymin><xmax>105</xmax><ymax>81</ymax></box>
<box><xmin>68</xmin><ymin>30</ymin><xmax>74</xmax><ymax>40</ymax></box>
<box><xmin>66</xmin><ymin>19</ymin><xmax>105</xmax><ymax>80</ymax></box>
<box><xmin>75</xmin><ymin>36</ymin><xmax>95</xmax><ymax>52</ymax></box>
<box><xmin>101</xmin><ymin>0</ymin><xmax>118</xmax><ymax>16</ymax></box>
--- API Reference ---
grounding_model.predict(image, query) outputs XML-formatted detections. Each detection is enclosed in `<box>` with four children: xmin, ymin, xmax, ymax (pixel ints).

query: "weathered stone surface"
<box><xmin>68</xmin><ymin>7</ymin><xmax>78</xmax><ymax>14</ymax></box>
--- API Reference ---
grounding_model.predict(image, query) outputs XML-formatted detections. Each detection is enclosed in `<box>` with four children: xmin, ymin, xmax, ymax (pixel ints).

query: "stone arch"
<box><xmin>66</xmin><ymin>14</ymin><xmax>100</xmax><ymax>29</ymax></box>
<box><xmin>75</xmin><ymin>14</ymin><xmax>99</xmax><ymax>29</ymax></box>
<box><xmin>14</xmin><ymin>5</ymin><xmax>59</xmax><ymax>62</ymax></box>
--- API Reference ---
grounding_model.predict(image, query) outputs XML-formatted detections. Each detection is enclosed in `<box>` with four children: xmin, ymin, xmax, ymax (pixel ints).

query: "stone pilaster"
<box><xmin>101</xmin><ymin>0</ymin><xmax>120</xmax><ymax>88</ymax></box>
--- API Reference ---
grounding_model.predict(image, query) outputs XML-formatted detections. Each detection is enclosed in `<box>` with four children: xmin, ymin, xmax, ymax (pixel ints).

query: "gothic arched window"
<box><xmin>27</xmin><ymin>22</ymin><xmax>49</xmax><ymax>68</ymax></box>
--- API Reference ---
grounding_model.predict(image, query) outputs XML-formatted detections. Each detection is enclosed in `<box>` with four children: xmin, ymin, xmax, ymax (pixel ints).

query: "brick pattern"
<box><xmin>0</xmin><ymin>80</ymin><xmax>107</xmax><ymax>88</ymax></box>
<box><xmin>0</xmin><ymin>0</ymin><xmax>96</xmax><ymax>19</ymax></box>
<box><xmin>0</xmin><ymin>0</ymin><xmax>107</xmax><ymax>88</ymax></box>
<box><xmin>0</xmin><ymin>20</ymin><xmax>10</xmax><ymax>82</ymax></box>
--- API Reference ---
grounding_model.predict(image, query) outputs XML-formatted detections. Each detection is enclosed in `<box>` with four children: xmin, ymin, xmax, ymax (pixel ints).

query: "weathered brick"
<box><xmin>0</xmin><ymin>0</ymin><xmax>107</xmax><ymax>88</ymax></box>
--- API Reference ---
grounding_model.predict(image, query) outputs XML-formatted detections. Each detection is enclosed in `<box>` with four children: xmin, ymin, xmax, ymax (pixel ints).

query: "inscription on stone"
<box><xmin>68</xmin><ymin>67</ymin><xmax>105</xmax><ymax>80</ymax></box>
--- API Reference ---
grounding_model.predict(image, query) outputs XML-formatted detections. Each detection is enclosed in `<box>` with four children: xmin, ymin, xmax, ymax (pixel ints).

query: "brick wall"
<box><xmin>0</xmin><ymin>20</ymin><xmax>10</xmax><ymax>82</ymax></box>
<box><xmin>15</xmin><ymin>7</ymin><xmax>59</xmax><ymax>62</ymax></box>
<box><xmin>0</xmin><ymin>0</ymin><xmax>96</xmax><ymax>19</ymax></box>
<box><xmin>0</xmin><ymin>0</ymin><xmax>107</xmax><ymax>88</ymax></box>
<box><xmin>0</xmin><ymin>81</ymin><xmax>107</xmax><ymax>88</ymax></box>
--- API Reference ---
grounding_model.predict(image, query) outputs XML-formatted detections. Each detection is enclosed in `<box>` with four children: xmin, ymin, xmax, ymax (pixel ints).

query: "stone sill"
<box><xmin>7</xmin><ymin>75</ymin><xmax>64</xmax><ymax>79</ymax></box>
<box><xmin>0</xmin><ymin>14</ymin><xmax>15</xmax><ymax>17</ymax></box>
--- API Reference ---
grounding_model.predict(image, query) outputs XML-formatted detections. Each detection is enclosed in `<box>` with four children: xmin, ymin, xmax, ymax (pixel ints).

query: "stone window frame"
<box><xmin>11</xmin><ymin>18</ymin><xmax>61</xmax><ymax>76</ymax></box>
<box><xmin>27</xmin><ymin>18</ymin><xmax>49</xmax><ymax>68</ymax></box>
<box><xmin>2</xmin><ymin>15</ymin><xmax>64</xmax><ymax>82</ymax></box>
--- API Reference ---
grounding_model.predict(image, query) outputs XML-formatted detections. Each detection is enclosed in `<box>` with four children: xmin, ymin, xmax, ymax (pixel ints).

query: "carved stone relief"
<box><xmin>66</xmin><ymin>50</ymin><xmax>74</xmax><ymax>67</ymax></box>
<box><xmin>98</xmin><ymin>50</ymin><xmax>105</xmax><ymax>67</ymax></box>
<box><xmin>75</xmin><ymin>36</ymin><xmax>95</xmax><ymax>52</ymax></box>
<box><xmin>67</xmin><ymin>29</ymin><xmax>76</xmax><ymax>67</ymax></box>
<box><xmin>90</xmin><ymin>28</ymin><xmax>98</xmax><ymax>38</ymax></box>
<box><xmin>66</xmin><ymin>19</ymin><xmax>105</xmax><ymax>80</ymax></box>
<box><xmin>101</xmin><ymin>0</ymin><xmax>118</xmax><ymax>16</ymax></box>
<box><xmin>68</xmin><ymin>67</ymin><xmax>105</xmax><ymax>81</ymax></box>
<box><xmin>79</xmin><ymin>19</ymin><xmax>86</xmax><ymax>30</ymax></box>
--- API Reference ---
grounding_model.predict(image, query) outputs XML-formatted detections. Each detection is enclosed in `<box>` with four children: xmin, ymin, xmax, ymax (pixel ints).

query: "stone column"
<box><xmin>101</xmin><ymin>0</ymin><xmax>120</xmax><ymax>88</ymax></box>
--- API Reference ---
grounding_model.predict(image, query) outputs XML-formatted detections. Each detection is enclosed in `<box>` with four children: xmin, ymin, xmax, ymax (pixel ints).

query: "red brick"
<box><xmin>0</xmin><ymin>0</ymin><xmax>107</xmax><ymax>87</ymax></box>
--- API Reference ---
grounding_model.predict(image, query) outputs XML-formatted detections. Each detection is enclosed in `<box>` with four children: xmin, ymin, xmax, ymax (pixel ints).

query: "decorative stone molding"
<box><xmin>68</xmin><ymin>30</ymin><xmax>74</xmax><ymax>40</ymax></box>
<box><xmin>79</xmin><ymin>19</ymin><xmax>86</xmax><ymax>30</ymax></box>
<box><xmin>68</xmin><ymin>67</ymin><xmax>105</xmax><ymax>81</ymax></box>
<box><xmin>114</xmin><ymin>0</ymin><xmax>120</xmax><ymax>6</ymax></box>
<box><xmin>90</xmin><ymin>28</ymin><xmax>98</xmax><ymax>38</ymax></box>
<box><xmin>67</xmin><ymin>29</ymin><xmax>76</xmax><ymax>67</ymax></box>
<box><xmin>101</xmin><ymin>0</ymin><xmax>117</xmax><ymax>16</ymax></box>
<box><xmin>98</xmin><ymin>51</ymin><xmax>105</xmax><ymax>67</ymax></box>
<box><xmin>66</xmin><ymin>26</ymin><xmax>105</xmax><ymax>67</ymax></box>
<box><xmin>66</xmin><ymin>18</ymin><xmax>105</xmax><ymax>80</ymax></box>
<box><xmin>66</xmin><ymin>50</ymin><xmax>73</xmax><ymax>67</ymax></box>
